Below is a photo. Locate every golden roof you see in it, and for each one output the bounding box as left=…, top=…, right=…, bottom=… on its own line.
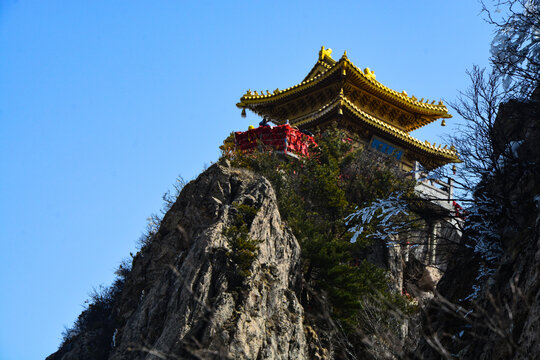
left=237, top=47, right=452, bottom=130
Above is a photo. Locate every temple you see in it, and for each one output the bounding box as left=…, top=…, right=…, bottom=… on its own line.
left=236, top=46, right=460, bottom=171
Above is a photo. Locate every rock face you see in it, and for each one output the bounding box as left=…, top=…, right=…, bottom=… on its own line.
left=49, top=164, right=309, bottom=360
left=417, top=266, right=442, bottom=292
left=418, top=91, right=540, bottom=359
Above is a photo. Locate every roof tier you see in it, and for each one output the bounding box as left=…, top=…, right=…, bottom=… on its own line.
left=288, top=93, right=460, bottom=169
left=237, top=48, right=451, bottom=132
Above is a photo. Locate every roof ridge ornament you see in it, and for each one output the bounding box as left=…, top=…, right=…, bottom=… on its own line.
left=319, top=46, right=333, bottom=60
left=363, top=67, right=376, bottom=80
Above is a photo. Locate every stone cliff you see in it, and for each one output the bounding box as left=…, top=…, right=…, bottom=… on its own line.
left=49, top=164, right=348, bottom=360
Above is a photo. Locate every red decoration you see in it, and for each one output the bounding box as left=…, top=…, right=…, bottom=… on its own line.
left=234, top=124, right=317, bottom=157
left=453, top=200, right=467, bottom=218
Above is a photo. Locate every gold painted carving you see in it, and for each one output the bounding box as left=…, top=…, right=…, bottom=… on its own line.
left=319, top=46, right=333, bottom=60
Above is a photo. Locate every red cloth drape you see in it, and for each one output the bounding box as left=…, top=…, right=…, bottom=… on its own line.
left=234, top=125, right=317, bottom=157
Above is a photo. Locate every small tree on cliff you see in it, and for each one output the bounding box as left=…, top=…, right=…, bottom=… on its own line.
left=442, top=0, right=540, bottom=196
left=443, top=0, right=540, bottom=272
left=482, top=0, right=540, bottom=98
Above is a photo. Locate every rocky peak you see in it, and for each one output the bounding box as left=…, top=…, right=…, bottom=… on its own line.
left=49, top=164, right=312, bottom=360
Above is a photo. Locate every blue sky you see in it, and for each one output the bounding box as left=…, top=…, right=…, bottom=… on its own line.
left=0, top=1, right=493, bottom=359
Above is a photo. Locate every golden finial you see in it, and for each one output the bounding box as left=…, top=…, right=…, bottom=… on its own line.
left=411, top=95, right=417, bottom=101
left=441, top=119, right=446, bottom=126
left=438, top=100, right=444, bottom=105
left=342, top=50, right=348, bottom=59
left=402, top=90, right=408, bottom=96
left=253, top=90, right=258, bottom=96
left=273, top=88, right=279, bottom=94
left=266, top=90, right=271, bottom=95
left=246, top=89, right=252, bottom=96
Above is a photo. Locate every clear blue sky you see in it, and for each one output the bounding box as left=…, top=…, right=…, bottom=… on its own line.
left=0, top=1, right=493, bottom=359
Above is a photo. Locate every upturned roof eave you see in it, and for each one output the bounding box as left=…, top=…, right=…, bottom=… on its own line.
left=238, top=89, right=447, bottom=133
left=237, top=56, right=452, bottom=120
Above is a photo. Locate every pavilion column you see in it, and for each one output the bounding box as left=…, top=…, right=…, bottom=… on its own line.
left=428, top=220, right=441, bottom=265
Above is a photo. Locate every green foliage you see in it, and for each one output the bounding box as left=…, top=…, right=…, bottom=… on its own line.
left=223, top=203, right=262, bottom=284
left=323, top=260, right=388, bottom=329
left=219, top=125, right=416, bottom=332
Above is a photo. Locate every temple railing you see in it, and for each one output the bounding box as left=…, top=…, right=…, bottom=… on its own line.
left=413, top=162, right=454, bottom=212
